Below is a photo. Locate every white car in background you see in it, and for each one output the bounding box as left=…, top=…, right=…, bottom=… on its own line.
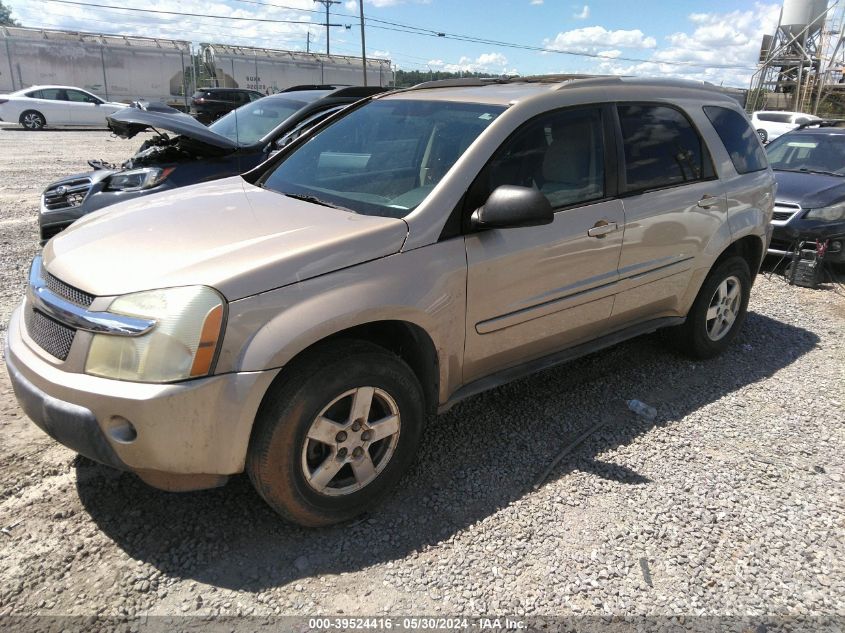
left=0, top=85, right=126, bottom=130
left=751, top=110, right=821, bottom=143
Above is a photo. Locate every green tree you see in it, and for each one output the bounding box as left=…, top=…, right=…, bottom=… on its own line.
left=0, top=1, right=19, bottom=26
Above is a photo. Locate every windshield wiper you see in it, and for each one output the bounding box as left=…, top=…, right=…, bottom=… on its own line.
left=284, top=192, right=342, bottom=209
left=774, top=167, right=843, bottom=176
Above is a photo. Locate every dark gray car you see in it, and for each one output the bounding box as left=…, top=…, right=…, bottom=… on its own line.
left=39, top=86, right=387, bottom=243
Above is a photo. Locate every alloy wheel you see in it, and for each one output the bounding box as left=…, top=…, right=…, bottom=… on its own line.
left=301, top=386, right=401, bottom=496
left=705, top=275, right=742, bottom=341
left=22, top=113, right=44, bottom=130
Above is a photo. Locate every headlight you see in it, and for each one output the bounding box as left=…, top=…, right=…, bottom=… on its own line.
left=106, top=167, right=173, bottom=192
left=805, top=203, right=845, bottom=221
left=85, top=286, right=225, bottom=383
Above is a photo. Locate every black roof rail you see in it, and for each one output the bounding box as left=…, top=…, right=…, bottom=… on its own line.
left=329, top=86, right=391, bottom=98
left=281, top=84, right=343, bottom=92
left=796, top=118, right=845, bottom=129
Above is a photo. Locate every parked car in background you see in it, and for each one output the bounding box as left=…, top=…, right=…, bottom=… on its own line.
left=0, top=85, right=126, bottom=130
left=38, top=85, right=387, bottom=242
left=751, top=110, right=821, bottom=143
left=765, top=125, right=845, bottom=263
left=8, top=77, right=774, bottom=526
left=190, top=87, right=265, bottom=124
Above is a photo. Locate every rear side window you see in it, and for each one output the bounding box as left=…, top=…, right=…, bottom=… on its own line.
left=757, top=112, right=791, bottom=123
left=703, top=106, right=768, bottom=174
left=25, top=90, right=42, bottom=98
left=617, top=104, right=707, bottom=192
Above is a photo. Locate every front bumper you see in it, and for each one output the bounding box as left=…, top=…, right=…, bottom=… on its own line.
left=5, top=305, right=279, bottom=490
left=769, top=222, right=845, bottom=263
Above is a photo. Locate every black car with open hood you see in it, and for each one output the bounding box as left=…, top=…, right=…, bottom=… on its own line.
left=38, top=86, right=388, bottom=243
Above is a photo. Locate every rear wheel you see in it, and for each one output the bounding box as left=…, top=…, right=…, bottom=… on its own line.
left=20, top=110, right=46, bottom=130
left=247, top=340, right=424, bottom=526
left=669, top=256, right=751, bottom=359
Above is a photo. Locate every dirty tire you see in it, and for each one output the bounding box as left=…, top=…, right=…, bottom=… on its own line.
left=247, top=340, right=424, bottom=527
left=20, top=110, right=46, bottom=130
left=669, top=256, right=751, bottom=359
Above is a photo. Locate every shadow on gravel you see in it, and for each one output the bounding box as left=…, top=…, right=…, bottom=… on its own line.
left=75, top=311, right=818, bottom=591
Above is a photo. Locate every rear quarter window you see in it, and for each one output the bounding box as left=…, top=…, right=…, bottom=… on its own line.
left=703, top=106, right=768, bottom=174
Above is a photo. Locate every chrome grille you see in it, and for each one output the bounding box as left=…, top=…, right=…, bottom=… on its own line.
left=24, top=306, right=75, bottom=361
left=42, top=178, right=92, bottom=211
left=43, top=271, right=95, bottom=308
left=771, top=202, right=801, bottom=225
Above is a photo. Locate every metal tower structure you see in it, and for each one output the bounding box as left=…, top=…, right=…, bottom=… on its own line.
left=748, top=0, right=832, bottom=113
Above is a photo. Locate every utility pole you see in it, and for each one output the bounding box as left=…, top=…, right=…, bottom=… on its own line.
left=306, top=31, right=310, bottom=53
left=359, top=0, right=367, bottom=85
left=313, top=0, right=340, bottom=55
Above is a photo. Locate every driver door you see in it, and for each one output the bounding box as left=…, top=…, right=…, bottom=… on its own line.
left=65, top=89, right=103, bottom=125
left=463, top=105, right=624, bottom=383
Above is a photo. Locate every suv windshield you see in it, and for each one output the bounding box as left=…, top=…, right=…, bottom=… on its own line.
left=209, top=97, right=308, bottom=145
left=766, top=133, right=845, bottom=175
left=261, top=99, right=505, bottom=218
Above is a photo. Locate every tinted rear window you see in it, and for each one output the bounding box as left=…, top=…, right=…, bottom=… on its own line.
left=757, top=112, right=792, bottom=123
left=617, top=104, right=707, bottom=192
left=704, top=106, right=768, bottom=174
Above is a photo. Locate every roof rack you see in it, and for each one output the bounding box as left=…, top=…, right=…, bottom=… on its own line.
left=796, top=118, right=845, bottom=129
left=404, top=74, right=726, bottom=93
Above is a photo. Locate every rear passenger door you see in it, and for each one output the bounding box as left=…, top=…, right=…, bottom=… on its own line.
left=610, top=103, right=727, bottom=324
left=463, top=105, right=625, bottom=383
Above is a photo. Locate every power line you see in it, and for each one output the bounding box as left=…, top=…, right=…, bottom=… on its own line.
left=40, top=0, right=328, bottom=25
left=35, top=0, right=759, bottom=71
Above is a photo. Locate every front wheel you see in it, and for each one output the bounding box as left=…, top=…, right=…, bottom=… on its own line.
left=669, top=256, right=751, bottom=359
left=20, top=110, right=46, bottom=130
left=247, top=340, right=424, bottom=526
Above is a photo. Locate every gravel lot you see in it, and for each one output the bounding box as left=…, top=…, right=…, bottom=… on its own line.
left=0, top=129, right=843, bottom=630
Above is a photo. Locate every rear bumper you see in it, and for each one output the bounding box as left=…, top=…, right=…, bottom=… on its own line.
left=5, top=305, right=280, bottom=489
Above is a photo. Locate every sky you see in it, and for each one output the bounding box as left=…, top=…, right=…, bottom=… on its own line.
left=6, top=0, right=787, bottom=88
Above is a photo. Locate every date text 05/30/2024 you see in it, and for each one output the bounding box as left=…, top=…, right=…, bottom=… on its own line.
left=307, top=617, right=527, bottom=630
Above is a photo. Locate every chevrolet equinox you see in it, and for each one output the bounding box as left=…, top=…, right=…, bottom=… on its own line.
left=5, top=77, right=775, bottom=526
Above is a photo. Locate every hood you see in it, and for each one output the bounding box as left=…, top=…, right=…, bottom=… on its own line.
left=773, top=170, right=845, bottom=208
left=107, top=108, right=238, bottom=152
left=43, top=177, right=409, bottom=301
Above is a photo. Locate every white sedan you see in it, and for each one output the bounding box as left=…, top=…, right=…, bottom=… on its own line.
left=0, top=85, right=127, bottom=130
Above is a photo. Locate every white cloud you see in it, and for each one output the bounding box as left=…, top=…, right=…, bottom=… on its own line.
left=573, top=5, right=590, bottom=20
left=530, top=0, right=544, bottom=5
left=545, top=26, right=657, bottom=54
left=594, top=3, right=781, bottom=86
left=428, top=52, right=515, bottom=74
left=597, top=49, right=620, bottom=58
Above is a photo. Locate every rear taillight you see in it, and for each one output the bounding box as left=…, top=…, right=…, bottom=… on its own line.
left=194, top=97, right=205, bottom=103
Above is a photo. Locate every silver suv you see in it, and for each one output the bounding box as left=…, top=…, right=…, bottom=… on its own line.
left=5, top=77, right=774, bottom=526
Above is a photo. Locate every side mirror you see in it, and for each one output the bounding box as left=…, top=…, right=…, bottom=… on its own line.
left=471, top=185, right=554, bottom=230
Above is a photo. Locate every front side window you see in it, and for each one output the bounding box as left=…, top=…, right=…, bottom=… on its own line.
left=766, top=133, right=845, bottom=175
left=618, top=104, right=706, bottom=192
left=261, top=99, right=505, bottom=218
left=703, top=106, right=768, bottom=174
left=473, top=107, right=605, bottom=210
left=66, top=90, right=99, bottom=104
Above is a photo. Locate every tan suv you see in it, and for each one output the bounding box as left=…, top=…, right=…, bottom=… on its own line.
left=5, top=77, right=774, bottom=526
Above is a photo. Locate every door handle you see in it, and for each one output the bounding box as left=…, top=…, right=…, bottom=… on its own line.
left=697, top=194, right=721, bottom=209
left=587, top=220, right=618, bottom=238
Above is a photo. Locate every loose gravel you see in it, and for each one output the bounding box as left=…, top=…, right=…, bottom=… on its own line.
left=0, top=129, right=843, bottom=630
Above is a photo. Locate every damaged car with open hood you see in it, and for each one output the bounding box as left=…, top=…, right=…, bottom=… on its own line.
left=37, top=85, right=386, bottom=242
